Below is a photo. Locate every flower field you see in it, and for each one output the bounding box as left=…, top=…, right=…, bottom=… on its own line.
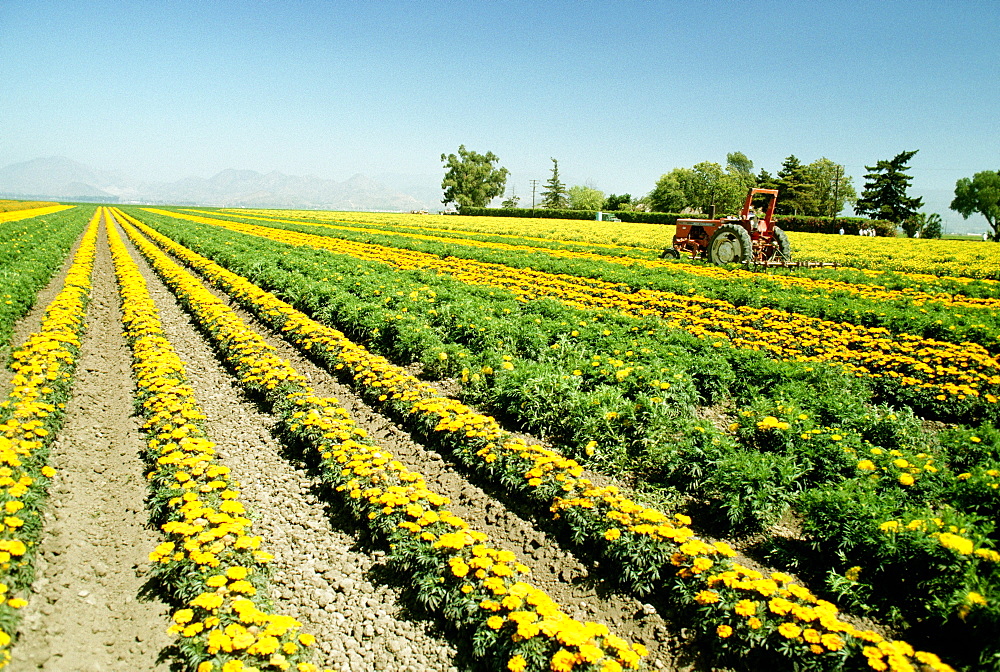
left=2, top=201, right=1000, bottom=671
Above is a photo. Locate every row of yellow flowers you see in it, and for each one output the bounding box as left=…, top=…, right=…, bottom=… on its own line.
left=104, top=211, right=322, bottom=672
left=121, top=209, right=955, bottom=671
left=733, top=403, right=1000, bottom=629
left=112, top=210, right=646, bottom=672
left=0, top=204, right=73, bottom=225
left=0, top=210, right=98, bottom=667
left=144, top=209, right=1000, bottom=415
left=195, top=208, right=1000, bottom=312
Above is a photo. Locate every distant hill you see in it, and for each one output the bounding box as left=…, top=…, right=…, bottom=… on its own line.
left=0, top=157, right=440, bottom=211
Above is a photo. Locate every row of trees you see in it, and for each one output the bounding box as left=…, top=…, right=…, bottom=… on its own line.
left=440, top=146, right=1000, bottom=239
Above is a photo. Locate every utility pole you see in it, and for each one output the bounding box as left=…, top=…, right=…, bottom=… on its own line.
left=530, top=179, right=539, bottom=212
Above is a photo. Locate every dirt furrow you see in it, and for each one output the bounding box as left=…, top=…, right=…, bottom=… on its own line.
left=10, top=215, right=172, bottom=672
left=112, top=219, right=462, bottom=671
left=117, top=218, right=684, bottom=669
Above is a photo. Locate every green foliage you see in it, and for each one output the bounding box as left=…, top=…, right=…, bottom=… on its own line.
left=603, top=193, right=633, bottom=211
left=0, top=207, right=91, bottom=355
left=647, top=168, right=693, bottom=213
left=803, top=157, right=857, bottom=217
left=905, top=212, right=944, bottom=239
left=951, top=170, right=1000, bottom=240
left=775, top=155, right=813, bottom=215
left=854, top=150, right=924, bottom=224
left=540, top=158, right=568, bottom=209
left=703, top=449, right=805, bottom=534
left=566, top=185, right=604, bottom=211
left=440, top=144, right=510, bottom=208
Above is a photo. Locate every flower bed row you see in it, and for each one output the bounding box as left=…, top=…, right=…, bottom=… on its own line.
left=140, top=208, right=1000, bottom=424
left=118, top=209, right=956, bottom=671
left=0, top=205, right=73, bottom=225
left=111, top=210, right=647, bottom=672
left=0, top=206, right=91, bottom=353
left=191, top=207, right=1000, bottom=312
left=0, top=209, right=99, bottom=668
left=105, top=212, right=322, bottom=672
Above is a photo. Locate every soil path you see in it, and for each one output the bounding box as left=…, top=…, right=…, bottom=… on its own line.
left=9, top=214, right=173, bottom=672
left=114, top=217, right=462, bottom=671
left=116, top=215, right=684, bottom=670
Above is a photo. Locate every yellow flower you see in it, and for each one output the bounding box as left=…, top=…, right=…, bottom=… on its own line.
left=898, top=473, right=915, bottom=486
left=604, top=528, right=621, bottom=541
left=716, top=624, right=733, bottom=638
left=734, top=600, right=757, bottom=616
left=486, top=615, right=505, bottom=630
left=778, top=622, right=801, bottom=639
left=507, top=655, right=527, bottom=672
left=694, top=590, right=720, bottom=605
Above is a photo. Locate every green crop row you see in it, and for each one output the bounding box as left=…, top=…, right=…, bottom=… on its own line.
left=164, top=208, right=1000, bottom=354
left=125, top=207, right=1000, bottom=668
left=119, top=208, right=963, bottom=672
left=0, top=206, right=91, bottom=357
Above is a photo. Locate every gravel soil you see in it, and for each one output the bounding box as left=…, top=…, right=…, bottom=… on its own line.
left=9, top=214, right=172, bottom=672
left=112, top=215, right=688, bottom=670
left=6, top=212, right=690, bottom=671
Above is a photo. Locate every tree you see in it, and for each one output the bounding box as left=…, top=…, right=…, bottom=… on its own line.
left=726, top=151, right=755, bottom=182
left=775, top=155, right=814, bottom=215
left=540, top=158, right=568, bottom=209
left=951, top=170, right=1000, bottom=241
left=440, top=145, right=509, bottom=208
left=568, top=185, right=605, bottom=211
left=647, top=168, right=693, bottom=212
left=501, top=191, right=520, bottom=209
left=902, top=211, right=941, bottom=238
left=923, top=213, right=943, bottom=239
left=854, top=150, right=923, bottom=224
left=604, top=193, right=633, bottom=211
left=802, top=158, right=856, bottom=217
left=693, top=161, right=745, bottom=215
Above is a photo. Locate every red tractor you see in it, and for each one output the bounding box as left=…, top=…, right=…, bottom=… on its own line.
left=665, top=188, right=792, bottom=265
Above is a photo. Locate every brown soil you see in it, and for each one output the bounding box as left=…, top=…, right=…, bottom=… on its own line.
left=9, top=214, right=172, bottom=671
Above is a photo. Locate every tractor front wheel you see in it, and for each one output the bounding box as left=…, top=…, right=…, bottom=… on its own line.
left=707, top=224, right=752, bottom=265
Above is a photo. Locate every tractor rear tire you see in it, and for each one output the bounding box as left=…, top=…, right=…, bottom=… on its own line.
left=707, top=224, right=753, bottom=265
left=773, top=226, right=792, bottom=261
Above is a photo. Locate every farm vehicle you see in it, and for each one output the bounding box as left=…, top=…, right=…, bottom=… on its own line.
left=664, top=188, right=824, bottom=267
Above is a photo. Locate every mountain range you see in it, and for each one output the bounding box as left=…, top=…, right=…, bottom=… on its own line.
left=0, top=157, right=442, bottom=211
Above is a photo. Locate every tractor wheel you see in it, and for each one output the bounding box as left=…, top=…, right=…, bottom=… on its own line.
left=661, top=237, right=681, bottom=259
left=772, top=226, right=792, bottom=261
left=707, top=224, right=752, bottom=265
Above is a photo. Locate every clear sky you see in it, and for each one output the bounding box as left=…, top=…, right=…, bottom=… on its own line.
left=2, top=0, right=997, bottom=229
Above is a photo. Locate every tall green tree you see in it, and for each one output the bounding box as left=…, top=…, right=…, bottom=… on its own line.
left=854, top=150, right=923, bottom=224
left=951, top=170, right=1000, bottom=241
left=568, top=185, right=605, bottom=211
left=648, top=168, right=693, bottom=212
left=803, top=158, right=856, bottom=217
left=726, top=151, right=756, bottom=183
left=440, top=145, right=509, bottom=208
left=775, top=155, right=814, bottom=215
left=603, top=193, right=633, bottom=211
left=540, top=158, right=568, bottom=209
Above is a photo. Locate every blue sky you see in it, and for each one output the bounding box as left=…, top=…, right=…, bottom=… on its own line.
left=1, top=0, right=997, bottom=230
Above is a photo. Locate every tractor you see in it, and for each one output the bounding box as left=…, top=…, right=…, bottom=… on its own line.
left=664, top=188, right=793, bottom=266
